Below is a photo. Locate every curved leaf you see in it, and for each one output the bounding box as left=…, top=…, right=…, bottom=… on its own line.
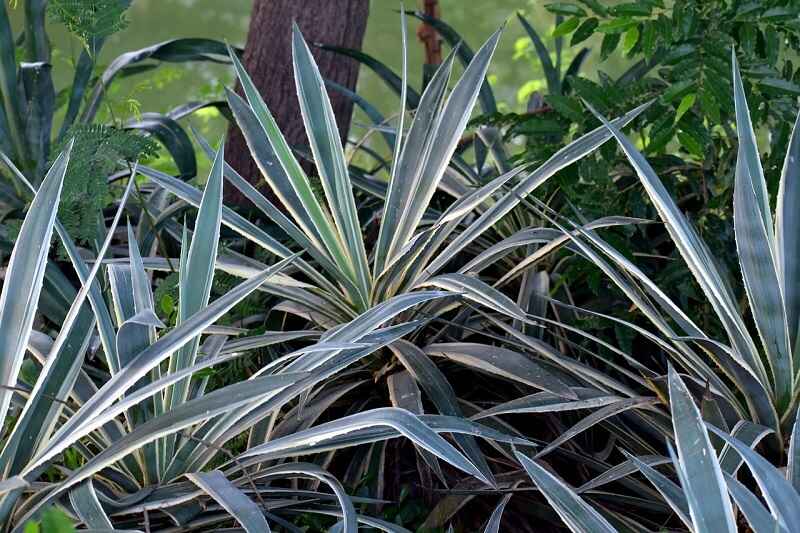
left=186, top=471, right=270, bottom=533
left=426, top=342, right=575, bottom=399
left=516, top=451, right=617, bottom=533
left=69, top=480, right=113, bottom=529
left=240, top=407, right=493, bottom=486
left=725, top=473, right=786, bottom=533
left=125, top=113, right=196, bottom=177
left=82, top=39, right=231, bottom=122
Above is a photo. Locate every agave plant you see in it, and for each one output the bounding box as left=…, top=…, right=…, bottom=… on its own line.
left=0, top=146, right=293, bottom=527
left=475, top=48, right=800, bottom=443
left=323, top=9, right=665, bottom=352
left=517, top=367, right=800, bottom=533
left=591, top=52, right=798, bottom=438
left=7, top=6, right=775, bottom=531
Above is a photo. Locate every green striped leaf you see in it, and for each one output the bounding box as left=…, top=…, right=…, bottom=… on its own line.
left=0, top=144, right=70, bottom=427
left=292, top=25, right=371, bottom=305
left=668, top=367, right=736, bottom=532
left=186, top=471, right=270, bottom=533
left=708, top=424, right=800, bottom=528
left=241, top=407, right=493, bottom=486
left=583, top=100, right=769, bottom=397
left=725, top=473, right=786, bottom=533
left=26, top=257, right=297, bottom=475
left=68, top=480, right=113, bottom=529
left=776, top=110, right=800, bottom=361
left=426, top=342, right=575, bottom=399
left=166, top=140, right=224, bottom=411
left=516, top=451, right=617, bottom=533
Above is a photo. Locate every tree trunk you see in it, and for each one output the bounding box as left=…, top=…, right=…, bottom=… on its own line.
left=417, top=0, right=442, bottom=65
left=225, top=0, right=370, bottom=204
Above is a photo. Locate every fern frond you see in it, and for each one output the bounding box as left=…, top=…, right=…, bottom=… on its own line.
left=53, top=125, right=158, bottom=243
left=48, top=0, right=129, bottom=54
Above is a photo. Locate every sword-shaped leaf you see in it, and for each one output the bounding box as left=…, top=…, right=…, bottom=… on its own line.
left=583, top=100, right=768, bottom=393
left=725, top=473, right=787, bottom=533
left=708, top=424, right=800, bottom=528
left=27, top=256, right=297, bottom=474
left=733, top=107, right=792, bottom=405
left=516, top=450, right=617, bottom=533
left=0, top=144, right=70, bottom=427
left=292, top=25, right=370, bottom=304
left=186, top=471, right=270, bottom=533
left=166, top=140, right=224, bottom=410
left=668, top=367, right=736, bottom=532
left=426, top=342, right=575, bottom=399
left=240, top=407, right=493, bottom=486
left=777, top=107, right=800, bottom=353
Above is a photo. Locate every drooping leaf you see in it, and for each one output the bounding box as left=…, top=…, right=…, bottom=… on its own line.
left=516, top=451, right=617, bottom=532
left=186, top=471, right=271, bottom=533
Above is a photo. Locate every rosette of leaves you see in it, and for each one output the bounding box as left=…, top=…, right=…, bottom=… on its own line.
left=53, top=124, right=158, bottom=243
left=0, top=134, right=533, bottom=533
left=462, top=2, right=800, bottom=356
left=135, top=12, right=660, bottom=526
left=321, top=9, right=702, bottom=375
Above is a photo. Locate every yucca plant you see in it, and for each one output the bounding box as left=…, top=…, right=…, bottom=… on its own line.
left=323, top=10, right=666, bottom=356
left=0, top=138, right=534, bottom=530
left=132, top=15, right=654, bottom=519
left=585, top=51, right=798, bottom=439
left=449, top=49, right=800, bottom=529
left=474, top=48, right=800, bottom=448
left=0, top=146, right=295, bottom=527
left=517, top=366, right=800, bottom=533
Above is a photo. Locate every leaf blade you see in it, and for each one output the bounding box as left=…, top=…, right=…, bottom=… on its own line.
left=516, top=451, right=617, bottom=533
left=0, top=145, right=70, bottom=426
left=186, top=471, right=271, bottom=533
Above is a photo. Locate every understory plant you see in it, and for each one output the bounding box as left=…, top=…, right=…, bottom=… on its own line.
left=0, top=141, right=530, bottom=531
left=553, top=52, right=800, bottom=438
left=0, top=0, right=229, bottom=249
left=489, top=50, right=800, bottom=531
left=137, top=17, right=659, bottom=528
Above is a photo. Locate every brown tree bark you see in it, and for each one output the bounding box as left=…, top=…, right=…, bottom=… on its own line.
left=417, top=0, right=442, bottom=65
left=225, top=0, right=370, bottom=204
